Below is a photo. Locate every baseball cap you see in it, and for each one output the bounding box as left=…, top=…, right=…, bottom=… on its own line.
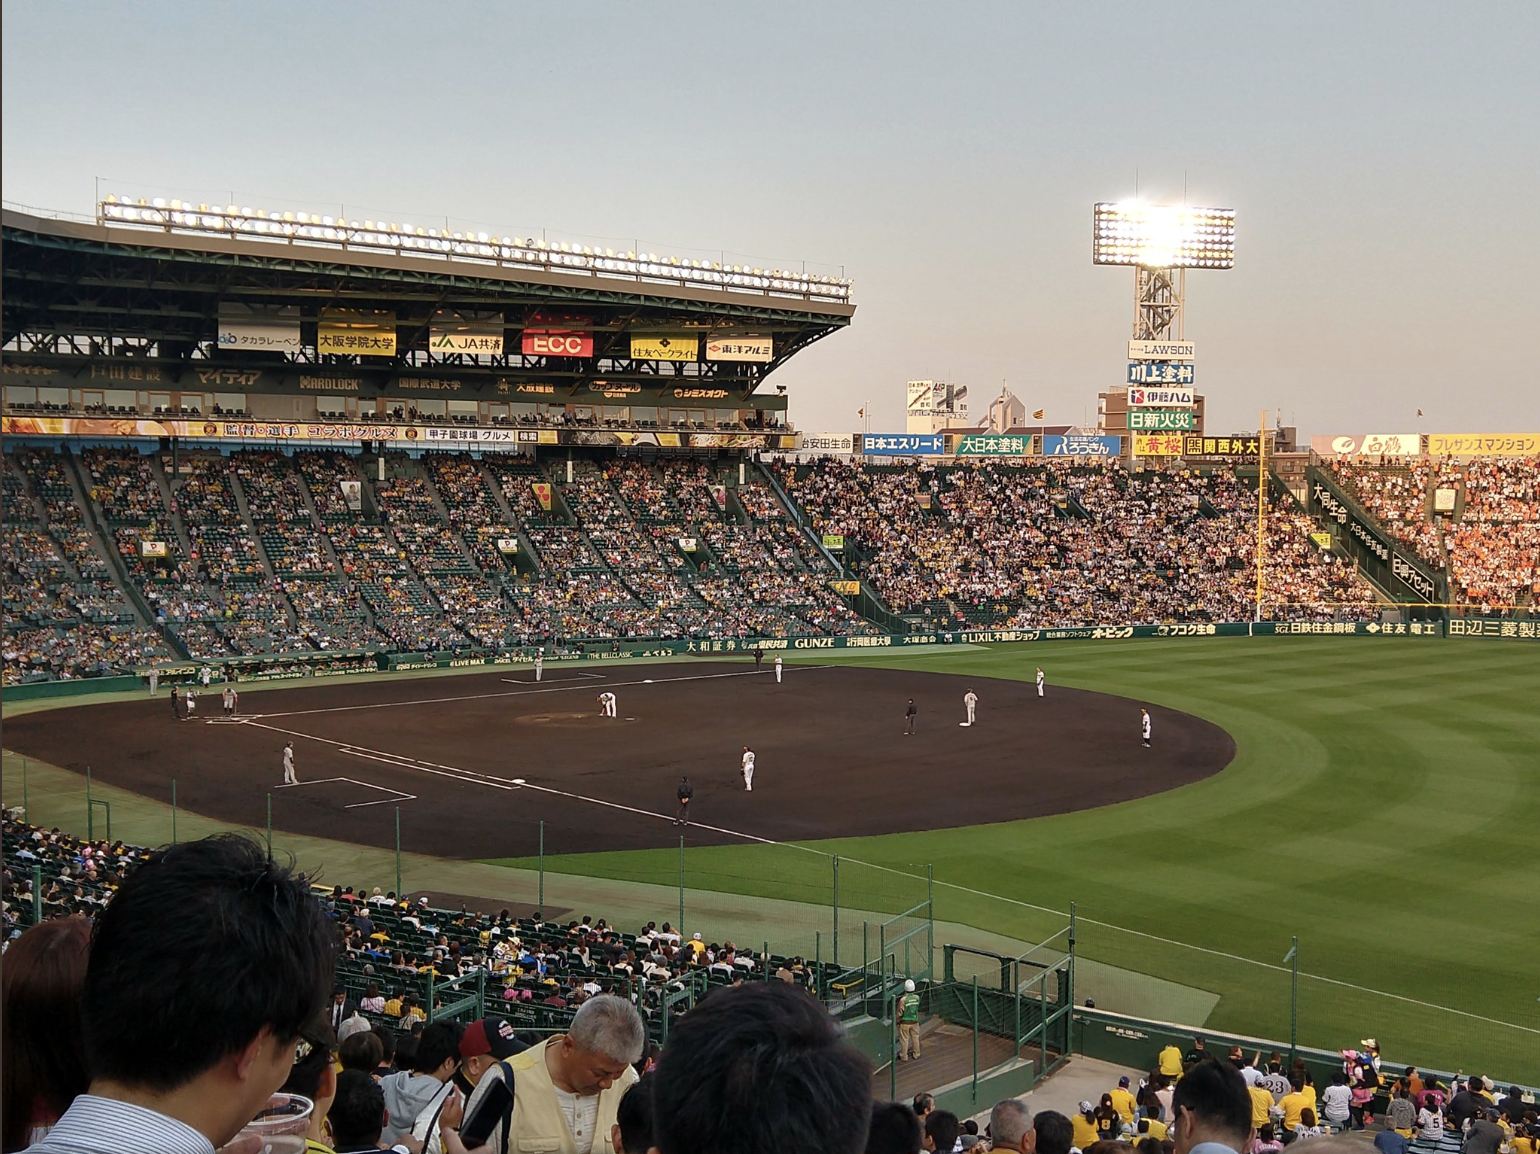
left=460, top=1017, right=523, bottom=1059
left=1119, top=1077, right=1130, bottom=1086
left=692, top=932, right=702, bottom=941
left=1481, top=1076, right=1494, bottom=1092
left=1079, top=1101, right=1094, bottom=1114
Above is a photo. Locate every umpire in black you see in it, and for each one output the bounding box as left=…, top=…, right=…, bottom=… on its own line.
left=675, top=777, right=693, bottom=825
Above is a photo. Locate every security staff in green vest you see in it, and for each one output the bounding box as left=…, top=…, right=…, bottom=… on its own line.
left=897, top=979, right=921, bottom=1061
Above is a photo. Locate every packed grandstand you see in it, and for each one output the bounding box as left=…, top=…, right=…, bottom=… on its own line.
left=3, top=445, right=1537, bottom=685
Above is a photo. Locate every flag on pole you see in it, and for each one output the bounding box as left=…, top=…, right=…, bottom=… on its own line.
left=1032, top=409, right=1045, bottom=420
left=857, top=408, right=865, bottom=418
left=1416, top=408, right=1423, bottom=417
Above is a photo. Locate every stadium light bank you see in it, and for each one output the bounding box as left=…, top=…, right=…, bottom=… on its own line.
left=98, top=195, right=853, bottom=304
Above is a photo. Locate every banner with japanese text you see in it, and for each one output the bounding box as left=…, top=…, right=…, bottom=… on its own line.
left=953, top=433, right=1031, bottom=456
left=1426, top=433, right=1540, bottom=456
left=1134, top=433, right=1185, bottom=456
left=317, top=310, right=397, bottom=356
left=1042, top=434, right=1121, bottom=456
left=859, top=432, right=945, bottom=455
left=705, top=336, right=774, bottom=362
left=630, top=333, right=699, bottom=361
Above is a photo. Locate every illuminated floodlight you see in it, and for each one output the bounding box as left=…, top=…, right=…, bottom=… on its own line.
left=1093, top=202, right=1235, bottom=269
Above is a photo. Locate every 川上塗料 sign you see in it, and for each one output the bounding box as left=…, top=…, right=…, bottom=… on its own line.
left=1127, top=362, right=1195, bottom=385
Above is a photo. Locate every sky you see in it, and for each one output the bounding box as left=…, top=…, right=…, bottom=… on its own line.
left=4, top=1, right=1538, bottom=439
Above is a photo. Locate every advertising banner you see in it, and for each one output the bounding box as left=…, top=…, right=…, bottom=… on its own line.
left=1309, top=433, right=1421, bottom=457
left=630, top=333, right=698, bottom=361
left=1309, top=531, right=1332, bottom=549
left=822, top=534, right=846, bottom=551
left=677, top=537, right=698, bottom=553
left=521, top=329, right=594, bottom=357
left=1434, top=488, right=1457, bottom=513
left=1127, top=362, right=1195, bottom=385
left=1042, top=434, right=1121, bottom=457
left=317, top=310, right=397, bottom=356
left=859, top=432, right=945, bottom=455
left=1128, top=409, right=1195, bottom=431
left=1183, top=435, right=1261, bottom=460
left=218, top=315, right=301, bottom=352
left=705, top=336, right=773, bottom=362
left=1126, top=386, right=1196, bottom=407
left=1134, top=433, right=1185, bottom=456
left=496, top=538, right=520, bottom=554
left=1425, top=432, right=1540, bottom=456
left=515, top=429, right=560, bottom=445
left=1310, top=478, right=1438, bottom=601
left=1447, top=617, right=1540, bottom=641
left=803, top=433, right=855, bottom=454
left=829, top=579, right=860, bottom=596
left=711, top=485, right=727, bottom=510
left=532, top=483, right=553, bottom=511
left=430, top=316, right=504, bottom=355
left=140, top=540, right=168, bottom=559
left=954, top=433, right=1031, bottom=456
left=1128, top=339, right=1195, bottom=361
left=341, top=480, right=362, bottom=512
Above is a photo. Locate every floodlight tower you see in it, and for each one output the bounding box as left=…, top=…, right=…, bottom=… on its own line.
left=1092, top=202, right=1235, bottom=340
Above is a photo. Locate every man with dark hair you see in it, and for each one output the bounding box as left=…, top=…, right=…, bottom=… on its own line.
left=29, top=834, right=335, bottom=1154
left=382, top=1020, right=463, bottom=1145
left=1032, top=1110, right=1073, bottom=1154
left=651, top=983, right=872, bottom=1154
left=923, top=1111, right=960, bottom=1154
left=611, top=1071, right=654, bottom=1154
left=912, top=1094, right=935, bottom=1121
left=1170, top=1058, right=1254, bottom=1154
left=283, top=1011, right=340, bottom=1154
left=331, top=1068, right=389, bottom=1152
left=869, top=1102, right=923, bottom=1154
left=674, top=777, right=692, bottom=826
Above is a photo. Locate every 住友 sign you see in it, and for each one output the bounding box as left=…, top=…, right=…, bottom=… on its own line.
left=1128, top=340, right=1196, bottom=361
left=630, top=333, right=698, bottom=361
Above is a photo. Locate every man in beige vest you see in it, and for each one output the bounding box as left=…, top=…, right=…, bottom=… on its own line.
left=437, top=995, right=643, bottom=1154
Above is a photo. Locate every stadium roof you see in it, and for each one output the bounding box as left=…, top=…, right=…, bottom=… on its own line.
left=1, top=206, right=854, bottom=401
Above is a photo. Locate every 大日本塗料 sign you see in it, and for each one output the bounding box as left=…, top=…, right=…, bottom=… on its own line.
left=953, top=433, right=1031, bottom=456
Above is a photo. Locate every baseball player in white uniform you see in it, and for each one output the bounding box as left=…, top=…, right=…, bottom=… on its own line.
left=183, top=688, right=197, bottom=719
left=962, top=689, right=978, bottom=726
left=199, top=665, right=212, bottom=688
left=148, top=667, right=159, bottom=696
left=222, top=685, right=237, bottom=717
left=282, top=741, right=298, bottom=785
left=774, top=655, right=783, bottom=683
left=1036, top=667, right=1045, bottom=698
left=597, top=691, right=617, bottom=718
left=741, top=746, right=755, bottom=791
left=534, top=648, right=544, bottom=682
left=1141, top=708, right=1152, bottom=748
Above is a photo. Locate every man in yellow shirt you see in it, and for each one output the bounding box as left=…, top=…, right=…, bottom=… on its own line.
left=1111, top=1076, right=1139, bottom=1125
left=1248, top=1082, right=1275, bottom=1131
left=1159, top=1043, right=1184, bottom=1080
left=1136, top=1105, right=1169, bottom=1142
left=1277, top=1076, right=1310, bottom=1134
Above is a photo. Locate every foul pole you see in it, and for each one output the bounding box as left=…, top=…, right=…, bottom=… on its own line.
left=1255, top=409, right=1267, bottom=621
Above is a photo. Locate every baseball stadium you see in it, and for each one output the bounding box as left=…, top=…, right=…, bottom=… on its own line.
left=2, top=194, right=1536, bottom=1125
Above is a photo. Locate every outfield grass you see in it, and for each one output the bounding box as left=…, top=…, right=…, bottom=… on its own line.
left=489, top=636, right=1540, bottom=1080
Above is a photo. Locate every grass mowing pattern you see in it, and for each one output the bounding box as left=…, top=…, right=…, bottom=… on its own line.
left=486, top=636, right=1540, bottom=1077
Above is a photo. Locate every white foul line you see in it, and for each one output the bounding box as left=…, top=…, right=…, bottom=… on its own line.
left=272, top=775, right=418, bottom=809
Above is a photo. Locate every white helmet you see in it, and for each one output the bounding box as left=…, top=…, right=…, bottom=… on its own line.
left=904, top=979, right=915, bottom=992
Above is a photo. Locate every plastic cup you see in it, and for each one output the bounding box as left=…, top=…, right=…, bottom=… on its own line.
left=236, top=1093, right=313, bottom=1154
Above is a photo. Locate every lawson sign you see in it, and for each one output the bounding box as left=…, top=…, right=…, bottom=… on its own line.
left=1043, top=434, right=1122, bottom=457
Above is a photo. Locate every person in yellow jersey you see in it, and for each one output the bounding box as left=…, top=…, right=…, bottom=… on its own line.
left=1135, top=1104, right=1169, bottom=1142
left=1249, top=1079, right=1276, bottom=1132
left=1071, top=1102, right=1099, bottom=1151
left=1111, top=1076, right=1139, bottom=1125
left=1159, top=1042, right=1184, bottom=1080
left=1276, top=1076, right=1311, bottom=1143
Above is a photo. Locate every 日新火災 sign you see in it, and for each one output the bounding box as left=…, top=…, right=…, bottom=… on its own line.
left=1128, top=409, right=1195, bottom=431
left=1128, top=340, right=1195, bottom=361
left=1127, top=386, right=1195, bottom=407
left=1127, top=362, right=1195, bottom=385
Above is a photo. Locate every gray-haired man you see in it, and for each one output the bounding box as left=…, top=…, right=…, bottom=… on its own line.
left=990, top=1098, right=1035, bottom=1154
left=437, top=994, right=643, bottom=1154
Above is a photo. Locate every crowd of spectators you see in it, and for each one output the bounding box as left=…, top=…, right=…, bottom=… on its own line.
left=780, top=459, right=1382, bottom=626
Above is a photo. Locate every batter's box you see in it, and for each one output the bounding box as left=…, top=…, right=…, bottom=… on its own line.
left=274, top=776, right=417, bottom=809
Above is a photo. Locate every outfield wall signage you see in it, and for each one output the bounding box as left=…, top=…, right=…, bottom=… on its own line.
left=1425, top=432, right=1540, bottom=456
left=1134, top=434, right=1185, bottom=456
left=1183, top=435, right=1260, bottom=460
left=1127, top=386, right=1195, bottom=407
left=954, top=433, right=1031, bottom=456
left=859, top=433, right=945, bottom=455
left=431, top=317, right=504, bottom=355
left=1447, top=617, right=1540, bottom=640
left=803, top=433, right=855, bottom=454
left=1043, top=434, right=1121, bottom=457
left=1309, top=433, right=1421, bottom=458
left=522, top=329, right=594, bottom=357
left=1128, top=409, right=1195, bottom=431
left=317, top=310, right=396, bottom=356
left=1127, top=362, right=1195, bottom=385
left=630, top=333, right=699, bottom=361
left=1312, top=482, right=1435, bottom=601
left=1128, top=340, right=1195, bottom=361
left=218, top=315, right=301, bottom=352
left=705, top=336, right=773, bottom=362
